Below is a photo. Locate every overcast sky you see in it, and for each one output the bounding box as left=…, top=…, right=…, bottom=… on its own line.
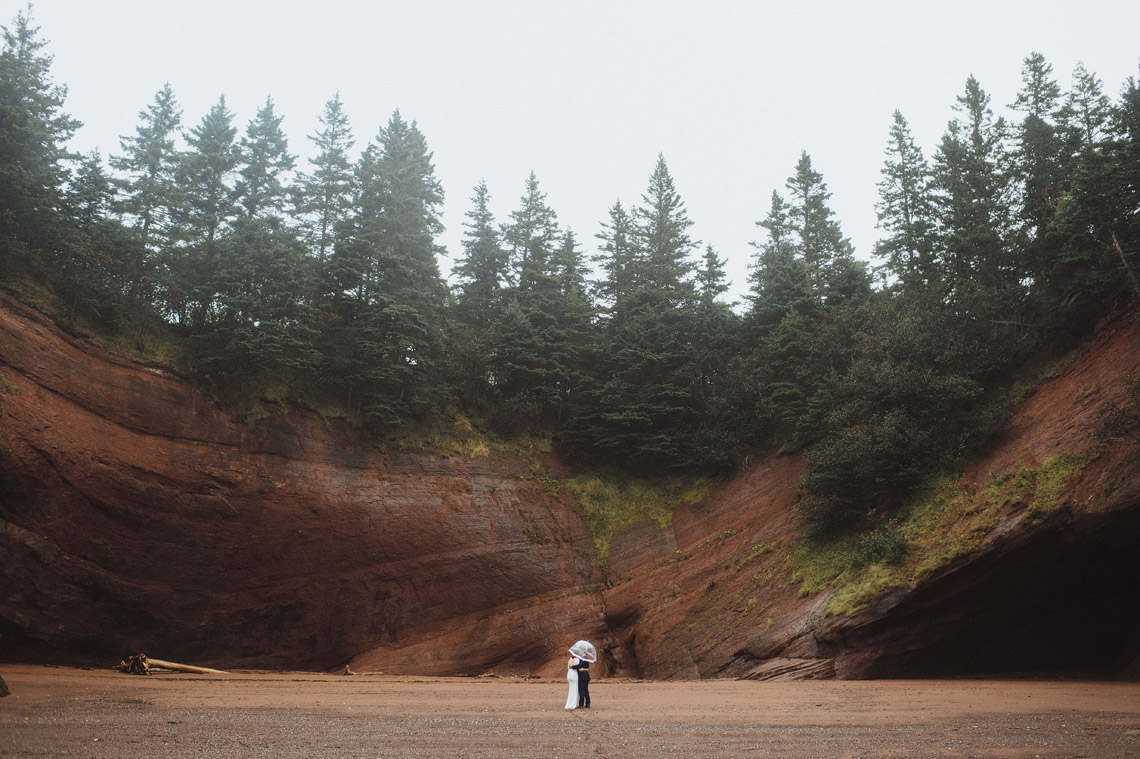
left=11, top=0, right=1140, bottom=301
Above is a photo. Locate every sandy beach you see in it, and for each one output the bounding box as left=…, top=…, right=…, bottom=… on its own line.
left=1, top=665, right=1138, bottom=757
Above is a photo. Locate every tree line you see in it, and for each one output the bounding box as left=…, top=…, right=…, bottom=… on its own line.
left=3, top=9, right=1138, bottom=533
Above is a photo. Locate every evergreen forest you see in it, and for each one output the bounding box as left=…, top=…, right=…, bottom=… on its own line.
left=3, top=9, right=1139, bottom=536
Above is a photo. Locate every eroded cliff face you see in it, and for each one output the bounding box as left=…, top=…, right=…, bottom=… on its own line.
left=0, top=294, right=606, bottom=675
left=601, top=306, right=1140, bottom=680
left=2, top=292, right=1139, bottom=679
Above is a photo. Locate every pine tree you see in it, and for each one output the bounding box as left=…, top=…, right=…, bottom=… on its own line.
left=632, top=153, right=696, bottom=300
left=158, top=95, right=238, bottom=325
left=489, top=174, right=586, bottom=428
left=1047, top=70, right=1140, bottom=320
left=1009, top=53, right=1065, bottom=239
left=932, top=76, right=1019, bottom=292
left=235, top=96, right=294, bottom=221
left=197, top=216, right=319, bottom=394
left=696, top=245, right=729, bottom=307
left=111, top=83, right=182, bottom=250
left=544, top=229, right=595, bottom=420
left=749, top=191, right=811, bottom=325
left=823, top=249, right=873, bottom=309
left=552, top=229, right=591, bottom=299
left=592, top=199, right=639, bottom=312
left=69, top=150, right=114, bottom=227
left=176, top=95, right=238, bottom=247
left=328, top=110, right=449, bottom=428
left=1062, top=61, right=1113, bottom=155
left=292, top=93, right=355, bottom=262
left=446, top=181, right=505, bottom=418
left=756, top=307, right=815, bottom=438
left=783, top=152, right=867, bottom=308
left=502, top=172, right=559, bottom=293
left=56, top=149, right=137, bottom=318
left=0, top=7, right=80, bottom=245
left=560, top=284, right=700, bottom=470
left=563, top=158, right=709, bottom=470
left=689, top=245, right=745, bottom=469
left=451, top=180, right=508, bottom=328
left=744, top=156, right=869, bottom=455
left=785, top=152, right=850, bottom=280
left=1013, top=52, right=1063, bottom=120
left=874, top=111, right=938, bottom=289
left=1107, top=72, right=1140, bottom=269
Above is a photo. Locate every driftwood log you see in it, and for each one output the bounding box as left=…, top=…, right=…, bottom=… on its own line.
left=116, top=653, right=226, bottom=675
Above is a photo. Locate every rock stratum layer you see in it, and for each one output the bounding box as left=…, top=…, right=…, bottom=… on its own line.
left=2, top=292, right=1139, bottom=679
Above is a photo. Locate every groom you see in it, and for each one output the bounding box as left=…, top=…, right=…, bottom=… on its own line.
left=572, top=656, right=591, bottom=708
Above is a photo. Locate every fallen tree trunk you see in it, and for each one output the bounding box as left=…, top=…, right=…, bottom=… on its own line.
left=146, top=658, right=227, bottom=675
left=116, top=654, right=226, bottom=675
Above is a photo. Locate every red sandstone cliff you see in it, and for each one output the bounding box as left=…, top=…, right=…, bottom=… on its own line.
left=2, top=293, right=1138, bottom=678
left=601, top=307, right=1140, bottom=679
left=0, top=293, right=605, bottom=675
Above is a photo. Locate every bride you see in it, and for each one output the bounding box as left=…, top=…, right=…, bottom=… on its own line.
left=564, top=653, right=579, bottom=709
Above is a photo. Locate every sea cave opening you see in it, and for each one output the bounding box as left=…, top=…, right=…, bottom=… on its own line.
left=863, top=507, right=1140, bottom=679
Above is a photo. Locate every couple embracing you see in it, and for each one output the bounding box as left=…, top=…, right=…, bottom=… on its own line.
left=565, top=639, right=595, bottom=710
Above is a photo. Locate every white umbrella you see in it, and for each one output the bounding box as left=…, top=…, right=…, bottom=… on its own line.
left=569, top=640, right=597, bottom=662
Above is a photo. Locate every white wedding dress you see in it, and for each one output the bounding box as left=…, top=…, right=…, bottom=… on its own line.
left=564, top=658, right=579, bottom=709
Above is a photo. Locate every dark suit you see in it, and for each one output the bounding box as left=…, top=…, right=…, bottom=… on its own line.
left=572, top=660, right=591, bottom=707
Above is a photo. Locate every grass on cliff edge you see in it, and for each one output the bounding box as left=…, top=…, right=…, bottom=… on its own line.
left=791, top=449, right=1095, bottom=617
left=2, top=270, right=188, bottom=372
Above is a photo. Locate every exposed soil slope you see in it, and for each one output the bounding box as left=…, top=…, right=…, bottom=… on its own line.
left=2, top=293, right=1138, bottom=679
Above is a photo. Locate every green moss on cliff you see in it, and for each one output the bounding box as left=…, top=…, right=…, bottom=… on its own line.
left=566, top=473, right=714, bottom=570
left=793, top=450, right=1096, bottom=616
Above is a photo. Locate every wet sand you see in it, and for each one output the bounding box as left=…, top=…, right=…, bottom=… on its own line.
left=1, top=665, right=1138, bottom=758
